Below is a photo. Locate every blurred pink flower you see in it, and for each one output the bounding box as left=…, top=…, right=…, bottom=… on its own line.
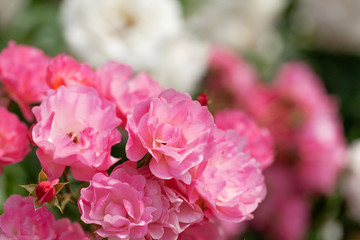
left=0, top=41, right=50, bottom=121
left=193, top=129, right=266, bottom=222
left=206, top=47, right=261, bottom=111
left=296, top=114, right=347, bottom=194
left=215, top=109, right=274, bottom=170
left=0, top=194, right=56, bottom=239
left=178, top=218, right=245, bottom=240
left=46, top=54, right=97, bottom=89
left=96, top=61, right=163, bottom=127
left=207, top=48, right=346, bottom=195
left=32, top=85, right=121, bottom=181
left=54, top=218, right=90, bottom=240
left=126, top=89, right=215, bottom=184
left=253, top=165, right=310, bottom=240
left=0, top=106, right=30, bottom=167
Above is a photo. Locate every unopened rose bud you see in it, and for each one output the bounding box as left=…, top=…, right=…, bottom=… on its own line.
left=197, top=93, right=209, bottom=106
left=36, top=181, right=55, bottom=204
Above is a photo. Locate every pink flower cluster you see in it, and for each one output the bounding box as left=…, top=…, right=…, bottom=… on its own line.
left=0, top=195, right=90, bottom=240
left=206, top=47, right=347, bottom=240
left=0, top=106, right=30, bottom=172
left=0, top=42, right=270, bottom=239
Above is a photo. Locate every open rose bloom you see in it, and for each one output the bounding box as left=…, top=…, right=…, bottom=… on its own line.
left=32, top=85, right=122, bottom=181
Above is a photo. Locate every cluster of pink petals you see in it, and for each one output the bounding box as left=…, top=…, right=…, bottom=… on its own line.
left=253, top=166, right=310, bottom=240
left=32, top=85, right=121, bottom=181
left=192, top=129, right=266, bottom=222
left=0, top=41, right=273, bottom=239
left=78, top=164, right=203, bottom=240
left=46, top=54, right=97, bottom=89
left=95, top=61, right=163, bottom=127
left=0, top=106, right=30, bottom=168
left=208, top=47, right=347, bottom=194
left=126, top=89, right=215, bottom=183
left=0, top=41, right=50, bottom=121
left=215, top=109, right=274, bottom=170
left=0, top=195, right=89, bottom=240
left=207, top=47, right=347, bottom=238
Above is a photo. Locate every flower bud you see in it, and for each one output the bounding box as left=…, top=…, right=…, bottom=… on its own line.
left=36, top=181, right=55, bottom=204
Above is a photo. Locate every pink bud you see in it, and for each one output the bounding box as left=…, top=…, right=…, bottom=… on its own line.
left=36, top=181, right=55, bottom=204
left=197, top=93, right=209, bottom=106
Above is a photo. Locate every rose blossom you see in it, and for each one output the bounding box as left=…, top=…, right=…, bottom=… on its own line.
left=253, top=165, right=310, bottom=240
left=32, top=85, right=121, bottom=181
left=79, top=163, right=203, bottom=240
left=188, top=0, right=285, bottom=60
left=0, top=106, right=30, bottom=168
left=126, top=88, right=215, bottom=183
left=215, top=109, right=274, bottom=170
left=60, top=0, right=182, bottom=70
left=78, top=165, right=158, bottom=239
left=193, top=129, right=266, bottom=222
left=95, top=61, right=163, bottom=127
left=0, top=194, right=56, bottom=239
left=54, top=218, right=90, bottom=240
left=0, top=41, right=49, bottom=121
left=46, top=54, right=98, bottom=89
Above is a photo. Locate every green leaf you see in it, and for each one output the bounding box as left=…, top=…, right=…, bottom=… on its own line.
left=38, top=169, right=48, bottom=183
left=19, top=184, right=37, bottom=195
left=48, top=196, right=63, bottom=214
left=34, top=198, right=45, bottom=210
left=54, top=182, right=69, bottom=194
left=60, top=193, right=72, bottom=213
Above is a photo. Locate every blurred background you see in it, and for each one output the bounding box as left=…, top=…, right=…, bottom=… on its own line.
left=1, top=0, right=360, bottom=239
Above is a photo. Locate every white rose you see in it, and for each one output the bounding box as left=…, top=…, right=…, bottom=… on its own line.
left=60, top=0, right=183, bottom=70
left=150, top=32, right=209, bottom=93
left=293, top=0, right=360, bottom=53
left=188, top=0, right=285, bottom=52
left=342, top=140, right=360, bottom=223
left=0, top=0, right=27, bottom=28
left=60, top=0, right=209, bottom=94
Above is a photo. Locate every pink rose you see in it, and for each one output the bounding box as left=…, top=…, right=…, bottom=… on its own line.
left=178, top=219, right=226, bottom=240
left=215, top=109, right=274, bottom=170
left=206, top=47, right=261, bottom=111
left=0, top=195, right=56, bottom=239
left=79, top=163, right=203, bottom=240
left=46, top=54, right=97, bottom=89
left=32, top=85, right=121, bottom=181
left=253, top=165, right=310, bottom=240
left=78, top=165, right=162, bottom=240
left=54, top=218, right=90, bottom=240
left=296, top=115, right=347, bottom=194
left=126, top=89, right=215, bottom=183
left=178, top=218, right=244, bottom=240
left=193, top=129, right=266, bottom=222
left=96, top=61, right=163, bottom=127
left=0, top=106, right=30, bottom=167
left=0, top=41, right=50, bottom=121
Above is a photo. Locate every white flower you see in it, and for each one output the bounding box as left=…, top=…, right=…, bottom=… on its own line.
left=293, top=0, right=360, bottom=53
left=60, top=0, right=209, bottom=94
left=0, top=0, right=27, bottom=28
left=342, top=140, right=360, bottom=222
left=150, top=32, right=209, bottom=93
left=188, top=0, right=285, bottom=52
left=60, top=0, right=183, bottom=70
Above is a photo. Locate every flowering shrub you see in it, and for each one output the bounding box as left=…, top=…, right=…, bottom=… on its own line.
left=0, top=42, right=269, bottom=239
